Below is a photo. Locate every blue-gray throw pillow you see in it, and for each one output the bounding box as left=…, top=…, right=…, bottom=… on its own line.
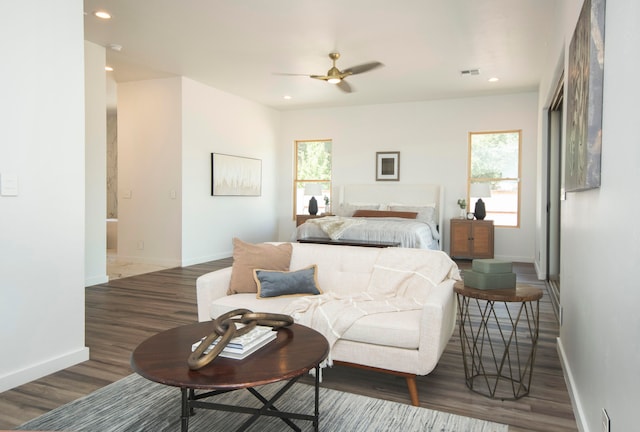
left=254, top=265, right=322, bottom=298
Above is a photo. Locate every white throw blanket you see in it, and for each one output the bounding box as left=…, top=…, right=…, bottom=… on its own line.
left=307, top=216, right=365, bottom=240
left=283, top=248, right=460, bottom=365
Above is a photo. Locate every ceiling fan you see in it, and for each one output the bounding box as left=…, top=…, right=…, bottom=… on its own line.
left=277, top=52, right=384, bottom=93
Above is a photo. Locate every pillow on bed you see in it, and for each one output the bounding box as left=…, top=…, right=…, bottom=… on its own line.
left=228, top=238, right=292, bottom=295
left=352, top=209, right=418, bottom=219
left=254, top=265, right=322, bottom=298
left=334, top=202, right=381, bottom=217
left=388, top=205, right=436, bottom=224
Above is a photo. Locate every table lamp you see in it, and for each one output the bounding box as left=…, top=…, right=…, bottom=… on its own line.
left=304, top=183, right=323, bottom=215
left=470, top=183, right=491, bottom=220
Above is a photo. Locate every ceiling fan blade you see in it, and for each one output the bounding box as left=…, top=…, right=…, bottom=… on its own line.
left=342, top=61, right=384, bottom=75
left=310, top=75, right=330, bottom=81
left=336, top=80, right=353, bottom=93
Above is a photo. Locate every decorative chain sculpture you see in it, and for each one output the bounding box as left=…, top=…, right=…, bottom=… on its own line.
left=187, top=308, right=294, bottom=370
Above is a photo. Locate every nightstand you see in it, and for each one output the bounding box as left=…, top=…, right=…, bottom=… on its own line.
left=450, top=219, right=494, bottom=259
left=296, top=214, right=325, bottom=227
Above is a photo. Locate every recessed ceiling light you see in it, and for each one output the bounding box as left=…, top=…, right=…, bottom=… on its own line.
left=283, top=95, right=292, bottom=100
left=105, top=66, right=114, bottom=72
left=488, top=77, right=499, bottom=82
left=94, top=10, right=111, bottom=19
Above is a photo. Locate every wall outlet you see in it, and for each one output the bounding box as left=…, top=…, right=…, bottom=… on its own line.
left=602, top=408, right=610, bottom=432
left=137, top=241, right=144, bottom=250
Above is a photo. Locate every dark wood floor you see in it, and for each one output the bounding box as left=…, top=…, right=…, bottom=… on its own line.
left=0, top=258, right=577, bottom=431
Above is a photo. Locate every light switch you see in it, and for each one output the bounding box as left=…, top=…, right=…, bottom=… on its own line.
left=122, top=190, right=132, bottom=199
left=0, top=173, right=19, bottom=196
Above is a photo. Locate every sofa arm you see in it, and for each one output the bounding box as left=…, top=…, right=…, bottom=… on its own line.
left=196, top=267, right=233, bottom=322
left=416, top=279, right=457, bottom=375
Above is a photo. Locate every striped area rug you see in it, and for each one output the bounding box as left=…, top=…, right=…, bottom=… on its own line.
left=18, top=374, right=507, bottom=431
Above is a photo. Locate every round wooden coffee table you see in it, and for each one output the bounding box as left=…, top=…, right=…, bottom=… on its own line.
left=131, top=321, right=329, bottom=432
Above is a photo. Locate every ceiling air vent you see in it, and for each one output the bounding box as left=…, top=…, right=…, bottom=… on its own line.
left=460, top=69, right=480, bottom=76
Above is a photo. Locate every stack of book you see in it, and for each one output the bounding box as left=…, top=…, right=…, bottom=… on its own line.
left=191, top=325, right=277, bottom=360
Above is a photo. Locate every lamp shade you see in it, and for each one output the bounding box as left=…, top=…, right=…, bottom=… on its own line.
left=303, top=183, right=323, bottom=196
left=470, top=183, right=491, bottom=198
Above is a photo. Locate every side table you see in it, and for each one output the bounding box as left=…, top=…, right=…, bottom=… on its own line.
left=454, top=281, right=543, bottom=400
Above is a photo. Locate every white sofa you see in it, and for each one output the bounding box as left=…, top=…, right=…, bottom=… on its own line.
left=196, top=242, right=460, bottom=406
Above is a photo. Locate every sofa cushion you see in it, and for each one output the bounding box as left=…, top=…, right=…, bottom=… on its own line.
left=209, top=294, right=421, bottom=350
left=254, top=265, right=322, bottom=298
left=209, top=294, right=296, bottom=319
left=289, top=243, right=381, bottom=296
left=341, top=310, right=421, bottom=349
left=228, top=238, right=293, bottom=295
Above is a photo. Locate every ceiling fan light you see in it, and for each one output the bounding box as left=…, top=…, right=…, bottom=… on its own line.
left=327, top=77, right=341, bottom=84
left=93, top=10, right=112, bottom=19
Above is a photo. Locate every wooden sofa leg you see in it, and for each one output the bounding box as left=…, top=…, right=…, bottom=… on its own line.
left=405, top=375, right=420, bottom=406
left=333, top=361, right=421, bottom=406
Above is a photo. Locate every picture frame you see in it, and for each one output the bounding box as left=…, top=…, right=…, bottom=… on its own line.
left=376, top=151, right=400, bottom=181
left=211, top=153, right=262, bottom=196
left=565, top=0, right=605, bottom=192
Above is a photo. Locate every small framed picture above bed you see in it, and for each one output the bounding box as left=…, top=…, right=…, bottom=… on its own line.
left=376, top=151, right=400, bottom=181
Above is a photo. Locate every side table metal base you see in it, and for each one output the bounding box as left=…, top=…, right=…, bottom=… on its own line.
left=456, top=287, right=541, bottom=400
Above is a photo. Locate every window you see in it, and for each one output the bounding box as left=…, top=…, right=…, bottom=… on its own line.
left=294, top=140, right=332, bottom=218
left=468, top=130, right=521, bottom=227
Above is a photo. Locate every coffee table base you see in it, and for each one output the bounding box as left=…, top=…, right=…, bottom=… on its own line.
left=180, top=366, right=320, bottom=432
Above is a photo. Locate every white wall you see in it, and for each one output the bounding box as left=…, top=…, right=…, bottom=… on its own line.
left=537, top=0, right=640, bottom=431
left=117, top=78, right=183, bottom=266
left=84, top=41, right=108, bottom=286
left=116, top=77, right=281, bottom=266
left=278, top=93, right=539, bottom=262
left=0, top=0, right=89, bottom=391
left=181, top=78, right=282, bottom=265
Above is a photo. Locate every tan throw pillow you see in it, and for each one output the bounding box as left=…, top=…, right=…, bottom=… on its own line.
left=227, top=238, right=293, bottom=295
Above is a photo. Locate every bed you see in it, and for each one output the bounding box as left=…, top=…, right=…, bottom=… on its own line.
left=294, top=184, right=444, bottom=250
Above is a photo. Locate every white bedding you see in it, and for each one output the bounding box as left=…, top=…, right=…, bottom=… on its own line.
left=295, top=216, right=440, bottom=250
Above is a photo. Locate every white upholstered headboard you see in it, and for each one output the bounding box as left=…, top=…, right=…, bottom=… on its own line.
left=334, top=184, right=444, bottom=247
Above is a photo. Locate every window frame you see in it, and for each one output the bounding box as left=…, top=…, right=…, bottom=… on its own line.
left=467, top=130, right=522, bottom=228
left=293, top=139, right=332, bottom=220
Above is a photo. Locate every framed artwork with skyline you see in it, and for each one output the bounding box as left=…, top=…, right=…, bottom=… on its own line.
left=211, top=153, right=262, bottom=196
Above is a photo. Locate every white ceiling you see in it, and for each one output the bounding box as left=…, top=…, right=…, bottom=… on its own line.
left=83, top=0, right=558, bottom=111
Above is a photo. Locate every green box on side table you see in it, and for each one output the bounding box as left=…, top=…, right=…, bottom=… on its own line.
left=463, top=259, right=517, bottom=290
left=462, top=270, right=516, bottom=289
left=472, top=259, right=512, bottom=274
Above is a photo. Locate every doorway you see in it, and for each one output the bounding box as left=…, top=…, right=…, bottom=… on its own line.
left=546, top=75, right=563, bottom=320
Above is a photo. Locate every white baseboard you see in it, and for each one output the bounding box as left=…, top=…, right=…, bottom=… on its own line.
left=557, top=337, right=588, bottom=432
left=534, top=259, right=546, bottom=280
left=181, top=250, right=233, bottom=267
left=0, top=347, right=90, bottom=393
left=111, top=254, right=182, bottom=268
left=493, top=254, right=535, bottom=264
